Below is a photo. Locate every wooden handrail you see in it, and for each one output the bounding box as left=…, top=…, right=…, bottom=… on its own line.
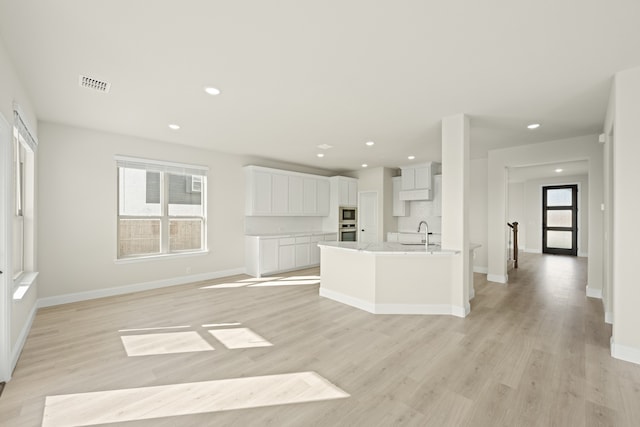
left=507, top=222, right=519, bottom=268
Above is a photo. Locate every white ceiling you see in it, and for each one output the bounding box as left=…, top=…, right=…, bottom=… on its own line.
left=508, top=160, right=589, bottom=183
left=1, top=1, right=639, bottom=173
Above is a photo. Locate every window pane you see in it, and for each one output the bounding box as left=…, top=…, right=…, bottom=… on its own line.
left=168, top=174, right=203, bottom=216
left=547, top=210, right=572, bottom=227
left=119, top=219, right=160, bottom=256
left=546, top=189, right=572, bottom=207
left=169, top=219, right=202, bottom=252
left=119, top=168, right=161, bottom=216
left=547, top=231, right=572, bottom=249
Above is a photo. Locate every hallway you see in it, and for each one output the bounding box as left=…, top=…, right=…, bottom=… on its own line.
left=0, top=254, right=638, bottom=426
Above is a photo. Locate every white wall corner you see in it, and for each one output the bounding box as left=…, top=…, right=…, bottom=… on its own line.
left=611, top=337, right=640, bottom=366
left=11, top=301, right=39, bottom=372
left=586, top=285, right=603, bottom=299
left=605, top=311, right=613, bottom=324
left=473, top=266, right=488, bottom=274
left=38, top=267, right=246, bottom=308
left=469, top=287, right=475, bottom=300
left=487, top=274, right=508, bottom=284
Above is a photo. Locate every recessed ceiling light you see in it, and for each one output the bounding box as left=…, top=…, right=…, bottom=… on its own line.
left=555, top=168, right=563, bottom=173
left=527, top=123, right=541, bottom=129
left=204, top=87, right=221, bottom=96
left=408, top=155, right=415, bottom=160
left=168, top=124, right=180, bottom=130
left=361, top=164, right=368, bottom=168
left=317, top=144, right=333, bottom=150
left=317, top=153, right=325, bottom=158
left=365, top=141, right=375, bottom=146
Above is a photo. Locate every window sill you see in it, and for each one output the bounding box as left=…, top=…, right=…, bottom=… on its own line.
left=13, top=271, right=39, bottom=301
left=114, top=250, right=209, bottom=264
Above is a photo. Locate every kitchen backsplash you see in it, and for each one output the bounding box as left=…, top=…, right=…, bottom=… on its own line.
left=397, top=200, right=442, bottom=235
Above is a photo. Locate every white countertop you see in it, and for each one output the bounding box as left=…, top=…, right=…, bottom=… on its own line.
left=319, top=241, right=479, bottom=255
left=245, top=231, right=336, bottom=238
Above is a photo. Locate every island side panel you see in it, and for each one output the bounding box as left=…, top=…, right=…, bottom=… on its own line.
left=319, top=246, right=377, bottom=311
left=374, top=254, right=453, bottom=310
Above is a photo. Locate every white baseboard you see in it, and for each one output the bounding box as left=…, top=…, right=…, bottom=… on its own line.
left=319, top=288, right=375, bottom=313
left=487, top=274, right=508, bottom=284
left=605, top=311, right=613, bottom=325
left=319, top=288, right=468, bottom=317
left=524, top=248, right=542, bottom=254
left=578, top=251, right=588, bottom=258
left=38, top=267, right=246, bottom=308
left=11, top=301, right=38, bottom=374
left=586, top=285, right=603, bottom=299
left=473, top=266, right=488, bottom=274
left=611, top=337, right=640, bottom=365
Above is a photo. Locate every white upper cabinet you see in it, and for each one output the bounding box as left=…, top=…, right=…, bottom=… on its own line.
left=392, top=176, right=407, bottom=216
left=399, top=162, right=441, bottom=201
left=316, top=179, right=330, bottom=215
left=337, top=176, right=358, bottom=207
left=245, top=166, right=330, bottom=216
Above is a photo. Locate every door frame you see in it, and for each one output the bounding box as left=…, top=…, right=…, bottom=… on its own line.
left=0, top=112, right=12, bottom=381
left=358, top=191, right=378, bottom=243
left=542, top=184, right=578, bottom=256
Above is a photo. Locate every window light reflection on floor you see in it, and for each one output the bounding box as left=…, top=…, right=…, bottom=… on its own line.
left=200, top=275, right=321, bottom=289
left=120, top=331, right=214, bottom=356
left=42, top=371, right=350, bottom=427
left=208, top=327, right=273, bottom=349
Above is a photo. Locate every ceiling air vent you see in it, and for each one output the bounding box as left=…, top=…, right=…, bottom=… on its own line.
left=79, top=75, right=111, bottom=93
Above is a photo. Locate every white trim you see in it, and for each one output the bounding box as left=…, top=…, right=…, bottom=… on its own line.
left=319, top=288, right=376, bottom=313
left=487, top=274, right=508, bottom=284
left=38, top=267, right=245, bottom=308
left=114, top=155, right=208, bottom=175
left=578, top=251, right=588, bottom=258
left=473, top=266, right=488, bottom=274
left=605, top=312, right=613, bottom=325
left=319, top=288, right=468, bottom=317
left=611, top=337, right=640, bottom=366
left=586, top=285, right=603, bottom=299
left=0, top=111, right=12, bottom=382
left=114, top=250, right=209, bottom=264
left=11, top=300, right=38, bottom=371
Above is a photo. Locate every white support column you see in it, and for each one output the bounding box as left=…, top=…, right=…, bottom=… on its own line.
left=441, top=114, right=470, bottom=316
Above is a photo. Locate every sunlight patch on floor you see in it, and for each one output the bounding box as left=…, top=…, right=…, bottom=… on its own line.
left=200, top=275, right=321, bottom=289
left=208, top=327, right=273, bottom=349
left=118, top=325, right=191, bottom=333
left=120, top=331, right=214, bottom=356
left=42, top=371, right=349, bottom=427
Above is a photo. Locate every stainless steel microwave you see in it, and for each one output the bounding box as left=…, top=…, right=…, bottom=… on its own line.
left=339, top=207, right=357, bottom=222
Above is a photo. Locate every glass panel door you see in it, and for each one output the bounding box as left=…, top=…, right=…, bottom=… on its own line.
left=542, top=185, right=578, bottom=256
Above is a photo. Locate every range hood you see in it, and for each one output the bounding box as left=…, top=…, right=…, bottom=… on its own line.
left=399, top=188, right=432, bottom=201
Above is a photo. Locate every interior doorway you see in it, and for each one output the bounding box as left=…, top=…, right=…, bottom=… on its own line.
left=542, top=184, right=578, bottom=256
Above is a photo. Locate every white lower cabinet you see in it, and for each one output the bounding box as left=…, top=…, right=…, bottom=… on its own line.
left=246, top=233, right=335, bottom=277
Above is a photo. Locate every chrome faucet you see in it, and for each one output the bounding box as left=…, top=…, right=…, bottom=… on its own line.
left=417, top=220, right=429, bottom=246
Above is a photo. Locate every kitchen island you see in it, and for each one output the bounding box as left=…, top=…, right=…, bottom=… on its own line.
left=318, top=241, right=479, bottom=317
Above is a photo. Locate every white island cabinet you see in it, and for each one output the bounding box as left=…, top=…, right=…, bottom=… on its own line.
left=245, top=232, right=337, bottom=277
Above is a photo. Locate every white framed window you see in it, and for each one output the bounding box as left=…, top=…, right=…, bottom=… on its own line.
left=12, top=108, right=37, bottom=294
left=115, top=156, right=208, bottom=259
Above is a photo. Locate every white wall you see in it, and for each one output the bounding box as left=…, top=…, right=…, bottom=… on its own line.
left=507, top=182, right=525, bottom=250
left=610, top=66, right=640, bottom=363
left=0, top=36, right=40, bottom=380
left=487, top=135, right=603, bottom=286
left=469, top=158, right=488, bottom=273
left=36, top=122, right=334, bottom=302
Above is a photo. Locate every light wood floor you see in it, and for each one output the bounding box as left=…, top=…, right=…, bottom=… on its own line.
left=2, top=253, right=640, bottom=426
